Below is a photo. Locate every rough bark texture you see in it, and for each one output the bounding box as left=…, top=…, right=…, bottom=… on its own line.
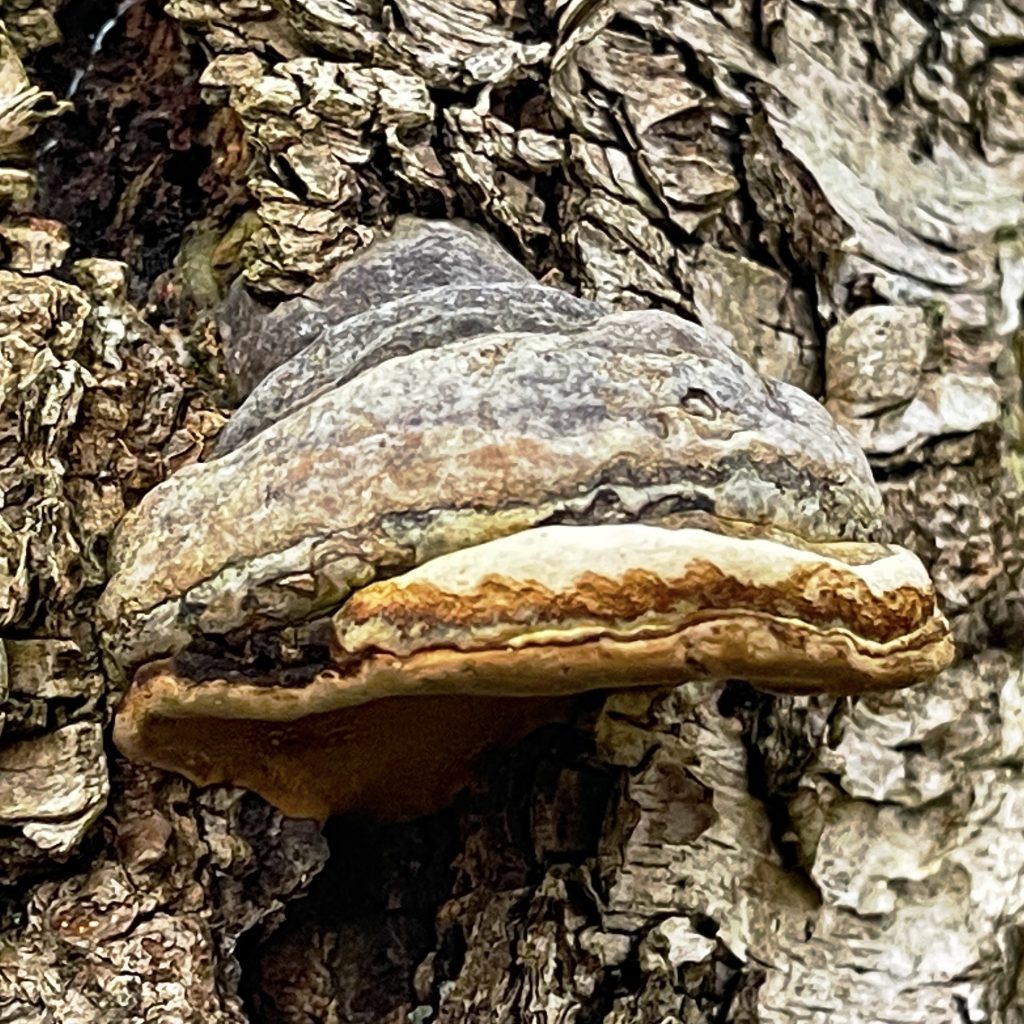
left=0, top=0, right=1021, bottom=1021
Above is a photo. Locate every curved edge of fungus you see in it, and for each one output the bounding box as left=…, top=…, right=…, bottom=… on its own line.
left=112, top=524, right=954, bottom=820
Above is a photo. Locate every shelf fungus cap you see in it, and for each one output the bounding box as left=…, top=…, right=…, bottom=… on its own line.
left=113, top=524, right=953, bottom=820
left=99, top=309, right=887, bottom=670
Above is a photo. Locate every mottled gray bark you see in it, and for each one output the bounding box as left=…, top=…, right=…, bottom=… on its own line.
left=0, top=0, right=1021, bottom=1021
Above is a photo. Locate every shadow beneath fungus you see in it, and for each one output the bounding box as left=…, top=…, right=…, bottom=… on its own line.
left=236, top=716, right=617, bottom=1023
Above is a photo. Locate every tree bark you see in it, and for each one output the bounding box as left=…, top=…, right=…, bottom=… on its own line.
left=0, top=0, right=1021, bottom=1021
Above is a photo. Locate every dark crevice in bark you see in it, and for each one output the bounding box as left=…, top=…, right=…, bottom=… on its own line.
left=429, top=78, right=587, bottom=286
left=519, top=0, right=558, bottom=39
left=237, top=809, right=460, bottom=1023
left=29, top=0, right=217, bottom=300
left=0, top=811, right=107, bottom=886
left=719, top=681, right=824, bottom=887
left=730, top=120, right=784, bottom=271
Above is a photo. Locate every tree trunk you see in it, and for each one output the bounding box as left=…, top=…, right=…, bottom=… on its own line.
left=0, top=0, right=1021, bottom=1021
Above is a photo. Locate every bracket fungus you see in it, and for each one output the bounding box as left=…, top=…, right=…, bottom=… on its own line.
left=101, top=219, right=954, bottom=821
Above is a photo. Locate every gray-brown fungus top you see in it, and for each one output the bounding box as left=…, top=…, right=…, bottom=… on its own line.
left=101, top=303, right=883, bottom=669
left=102, top=219, right=953, bottom=821
left=218, top=218, right=536, bottom=397
left=216, top=280, right=604, bottom=453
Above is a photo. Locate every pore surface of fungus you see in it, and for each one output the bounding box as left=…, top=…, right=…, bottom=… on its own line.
left=103, top=220, right=954, bottom=820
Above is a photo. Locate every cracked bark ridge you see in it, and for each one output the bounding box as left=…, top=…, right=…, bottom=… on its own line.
left=195, top=52, right=443, bottom=294
left=0, top=36, right=330, bottom=1014
left=2, top=771, right=329, bottom=1023
left=0, top=256, right=326, bottom=1023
